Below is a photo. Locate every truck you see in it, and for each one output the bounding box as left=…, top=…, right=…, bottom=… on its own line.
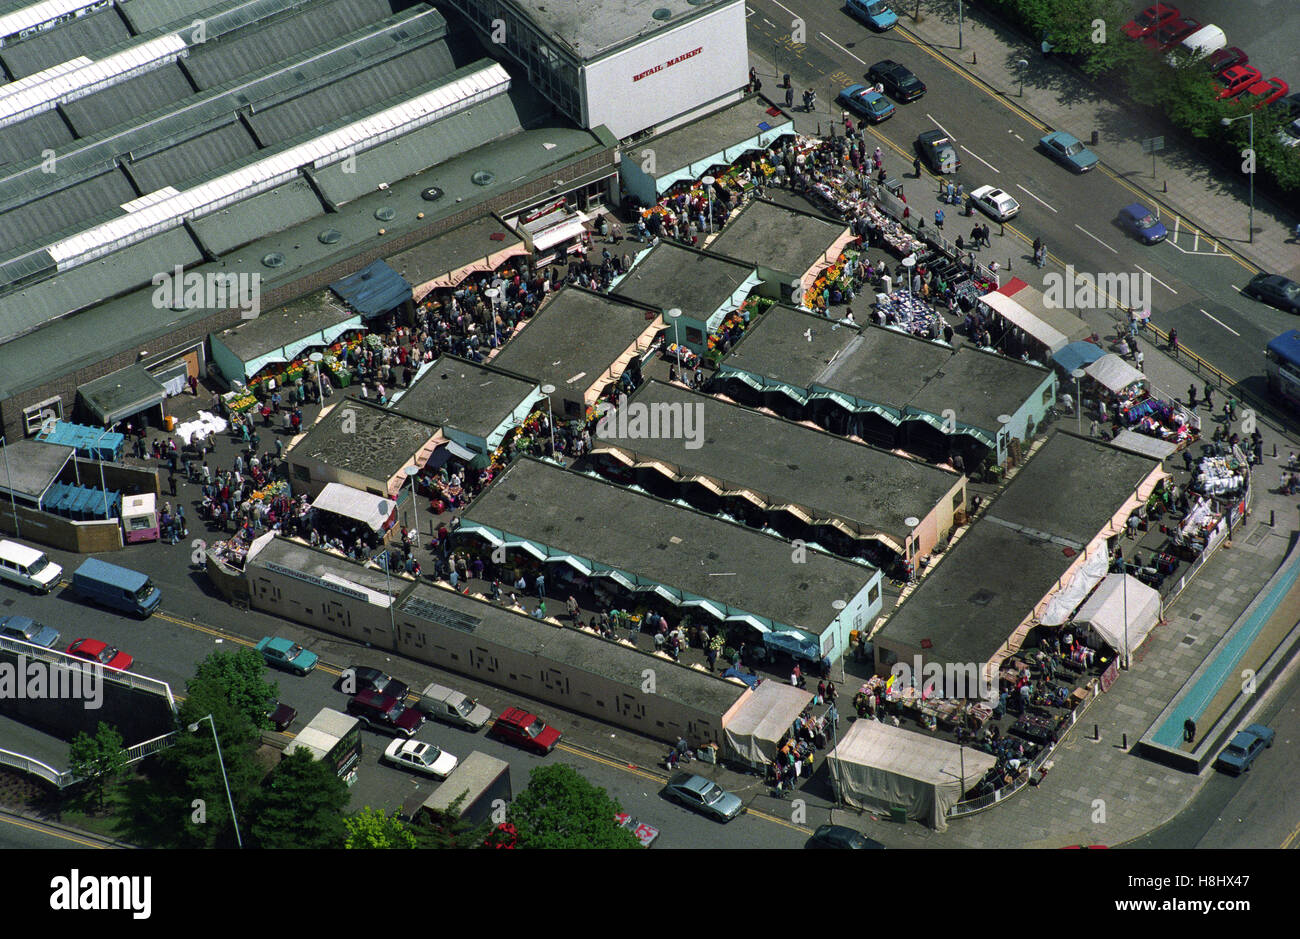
left=416, top=682, right=492, bottom=731
left=284, top=707, right=362, bottom=785
left=409, top=751, right=511, bottom=827
left=71, top=557, right=161, bottom=617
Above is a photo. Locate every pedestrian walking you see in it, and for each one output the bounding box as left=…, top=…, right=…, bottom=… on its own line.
left=913, top=156, right=921, bottom=177
left=1204, top=384, right=1214, bottom=411
left=1188, top=384, right=1197, bottom=408
left=1168, top=328, right=1179, bottom=356
left=168, top=472, right=177, bottom=496
left=535, top=572, right=546, bottom=598
left=1183, top=717, right=1196, bottom=743
left=785, top=85, right=794, bottom=108
left=566, top=595, right=579, bottom=622
left=934, top=208, right=944, bottom=229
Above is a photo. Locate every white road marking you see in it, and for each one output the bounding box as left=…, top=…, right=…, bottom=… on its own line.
left=1073, top=223, right=1117, bottom=252
left=764, top=17, right=777, bottom=27
left=1011, top=132, right=1024, bottom=142
left=769, top=0, right=800, bottom=19
left=961, top=146, right=1000, bottom=173
left=926, top=114, right=957, bottom=140
left=1133, top=264, right=1177, bottom=294
left=746, top=5, right=755, bottom=16
left=1017, top=184, right=1057, bottom=213
left=1200, top=309, right=1240, bottom=336
left=819, top=32, right=865, bottom=63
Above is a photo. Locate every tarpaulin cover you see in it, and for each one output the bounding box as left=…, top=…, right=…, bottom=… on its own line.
left=1074, top=573, right=1160, bottom=656
left=1085, top=353, right=1145, bottom=394
left=310, top=482, right=393, bottom=532
left=1051, top=340, right=1105, bottom=374
left=1109, top=429, right=1177, bottom=461
left=826, top=719, right=996, bottom=831
left=721, top=666, right=758, bottom=688
left=330, top=260, right=411, bottom=318
left=721, top=681, right=812, bottom=769
left=1039, top=547, right=1109, bottom=626
left=762, top=629, right=821, bottom=662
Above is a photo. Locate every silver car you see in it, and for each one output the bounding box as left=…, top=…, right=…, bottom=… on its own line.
left=0, top=615, right=60, bottom=649
left=662, top=772, right=746, bottom=822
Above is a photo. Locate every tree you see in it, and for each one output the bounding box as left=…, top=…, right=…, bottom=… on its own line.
left=189, top=647, right=278, bottom=733
left=343, top=807, right=418, bottom=848
left=408, top=793, right=493, bottom=849
left=68, top=722, right=127, bottom=812
left=507, top=764, right=639, bottom=849
left=249, top=749, right=349, bottom=849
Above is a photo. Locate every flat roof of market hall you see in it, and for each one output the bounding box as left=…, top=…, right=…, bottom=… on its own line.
left=461, top=458, right=878, bottom=636
left=291, top=399, right=438, bottom=482
left=492, top=0, right=742, bottom=62
left=706, top=198, right=847, bottom=277
left=610, top=241, right=755, bottom=319
left=392, top=356, right=537, bottom=438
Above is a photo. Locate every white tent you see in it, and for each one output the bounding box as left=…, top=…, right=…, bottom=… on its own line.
left=1109, top=429, right=1177, bottom=461
left=310, top=482, right=393, bottom=533
left=1073, top=573, right=1161, bottom=656
left=1085, top=353, right=1145, bottom=395
left=720, top=680, right=812, bottom=769
left=1039, top=547, right=1109, bottom=626
left=826, top=719, right=997, bottom=831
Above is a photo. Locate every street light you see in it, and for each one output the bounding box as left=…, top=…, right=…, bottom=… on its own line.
left=701, top=176, right=715, bottom=234
left=666, top=308, right=683, bottom=378
left=902, top=254, right=916, bottom=298
left=309, top=352, right=324, bottom=401
left=1220, top=115, right=1255, bottom=243
left=484, top=287, right=500, bottom=337
left=187, top=714, right=243, bottom=848
left=1071, top=367, right=1086, bottom=435
left=1016, top=59, right=1028, bottom=97
left=540, top=384, right=558, bottom=460
left=404, top=465, right=421, bottom=547
left=0, top=436, right=19, bottom=536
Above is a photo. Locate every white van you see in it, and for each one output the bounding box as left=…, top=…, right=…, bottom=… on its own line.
left=1170, top=24, right=1226, bottom=64
left=0, top=539, right=62, bottom=594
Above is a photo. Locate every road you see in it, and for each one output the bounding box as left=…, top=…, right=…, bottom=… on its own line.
left=747, top=0, right=1297, bottom=396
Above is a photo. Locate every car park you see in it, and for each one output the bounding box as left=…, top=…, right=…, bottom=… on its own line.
left=256, top=636, right=319, bottom=676
left=837, top=84, right=895, bottom=124
left=1142, top=15, right=1200, bottom=52
left=0, top=614, right=60, bottom=649
left=661, top=772, right=746, bottom=822
left=382, top=738, right=459, bottom=778
left=969, top=185, right=1020, bottom=221
left=346, top=688, right=425, bottom=737
left=66, top=638, right=133, bottom=671
left=341, top=665, right=409, bottom=701
left=806, top=824, right=886, bottom=848
left=488, top=706, right=561, bottom=754
left=1216, top=65, right=1262, bottom=99
left=915, top=129, right=960, bottom=174
left=1122, top=3, right=1179, bottom=41
left=615, top=812, right=661, bottom=847
left=1039, top=130, right=1098, bottom=173
left=866, top=60, right=926, bottom=102
left=845, top=0, right=896, bottom=31
left=1118, top=203, right=1168, bottom=244
left=1214, top=723, right=1274, bottom=775
left=1242, top=274, right=1300, bottom=314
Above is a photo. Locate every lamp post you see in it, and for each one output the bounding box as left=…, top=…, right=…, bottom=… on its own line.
left=484, top=287, right=500, bottom=337
left=0, top=436, right=18, bottom=536
left=666, top=307, right=683, bottom=378
left=96, top=422, right=120, bottom=520
left=1071, top=367, right=1086, bottom=434
left=701, top=176, right=715, bottom=234
left=997, top=413, right=1012, bottom=468
left=958, top=0, right=963, bottom=49
left=1220, top=115, right=1255, bottom=243
left=187, top=714, right=242, bottom=848
left=309, top=352, right=324, bottom=401
left=1016, top=59, right=1028, bottom=97
left=404, top=465, right=421, bottom=548
left=540, top=384, right=558, bottom=460
left=902, top=254, right=916, bottom=298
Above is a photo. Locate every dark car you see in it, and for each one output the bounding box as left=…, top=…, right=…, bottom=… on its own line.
left=1142, top=15, right=1199, bottom=52
left=346, top=688, right=425, bottom=737
left=341, top=665, right=409, bottom=702
left=267, top=701, right=297, bottom=732
left=915, top=129, right=960, bottom=174
left=807, top=824, right=886, bottom=849
left=1118, top=203, right=1168, bottom=244
left=1204, top=46, right=1247, bottom=77
left=0, top=614, right=60, bottom=649
left=1243, top=274, right=1300, bottom=314
left=488, top=706, right=561, bottom=754
left=867, top=60, right=926, bottom=102
left=1214, top=724, right=1274, bottom=775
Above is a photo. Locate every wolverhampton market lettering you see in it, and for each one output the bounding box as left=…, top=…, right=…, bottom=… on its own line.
left=263, top=560, right=375, bottom=604
left=632, top=46, right=703, bottom=83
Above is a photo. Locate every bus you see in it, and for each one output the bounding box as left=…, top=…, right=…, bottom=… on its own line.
left=1265, top=330, right=1300, bottom=410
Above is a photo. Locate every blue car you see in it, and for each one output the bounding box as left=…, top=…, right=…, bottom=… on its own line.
left=838, top=84, right=895, bottom=124
left=256, top=636, right=319, bottom=676
left=846, top=0, right=897, bottom=31
left=1039, top=130, right=1098, bottom=172
left=1118, top=203, right=1168, bottom=244
left=1214, top=723, right=1274, bottom=775
left=0, top=614, right=60, bottom=649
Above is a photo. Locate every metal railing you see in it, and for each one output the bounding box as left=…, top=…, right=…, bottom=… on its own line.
left=0, top=636, right=177, bottom=706
left=0, top=731, right=178, bottom=790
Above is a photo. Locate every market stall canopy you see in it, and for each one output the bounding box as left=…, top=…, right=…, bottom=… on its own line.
left=826, top=718, right=997, bottom=831
left=1073, top=573, right=1160, bottom=655
left=330, top=260, right=411, bottom=319
left=1109, top=429, right=1178, bottom=461
left=1051, top=340, right=1105, bottom=375
left=77, top=365, right=167, bottom=426
left=1085, top=353, right=1145, bottom=395
left=310, top=482, right=394, bottom=533
left=980, top=278, right=1091, bottom=355
left=720, top=680, right=813, bottom=769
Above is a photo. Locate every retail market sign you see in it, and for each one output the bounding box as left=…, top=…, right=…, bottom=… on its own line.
left=632, top=46, right=703, bottom=83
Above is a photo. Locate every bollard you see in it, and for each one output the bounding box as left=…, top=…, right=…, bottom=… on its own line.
left=1274, top=443, right=1278, bottom=458
left=972, top=51, right=977, bottom=65
left=1094, top=724, right=1099, bottom=740
left=1122, top=732, right=1128, bottom=749
left=1271, top=509, right=1275, bottom=527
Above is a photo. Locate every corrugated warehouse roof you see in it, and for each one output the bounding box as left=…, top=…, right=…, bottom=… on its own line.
left=187, top=176, right=322, bottom=256
left=116, top=0, right=233, bottom=33
left=0, top=169, right=136, bottom=257
left=0, top=9, right=130, bottom=78
left=126, top=121, right=259, bottom=192
left=59, top=64, right=190, bottom=137
left=0, top=108, right=71, bottom=169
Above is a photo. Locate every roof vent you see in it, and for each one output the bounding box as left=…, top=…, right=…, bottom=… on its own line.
left=471, top=170, right=496, bottom=186
left=652, top=8, right=672, bottom=20
left=375, top=206, right=396, bottom=221
left=318, top=228, right=341, bottom=245
left=261, top=252, right=285, bottom=268
left=421, top=186, right=444, bottom=201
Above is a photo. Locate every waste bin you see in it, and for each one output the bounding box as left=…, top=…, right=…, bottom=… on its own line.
left=163, top=415, right=175, bottom=431
left=889, top=805, right=908, bottom=824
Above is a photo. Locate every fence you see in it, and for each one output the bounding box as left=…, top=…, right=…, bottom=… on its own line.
left=0, top=636, right=176, bottom=707
left=0, top=730, right=177, bottom=791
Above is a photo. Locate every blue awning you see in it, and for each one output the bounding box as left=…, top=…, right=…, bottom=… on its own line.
left=1267, top=330, right=1300, bottom=363
left=1051, top=340, right=1106, bottom=375
left=330, top=260, right=411, bottom=318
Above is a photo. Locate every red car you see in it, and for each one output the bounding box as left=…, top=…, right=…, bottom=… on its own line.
left=1216, top=65, right=1262, bottom=99
left=66, top=638, right=134, bottom=671
left=1205, top=46, right=1248, bottom=77
left=346, top=688, right=424, bottom=737
left=488, top=706, right=561, bottom=754
left=1244, top=77, right=1289, bottom=108
left=1122, top=3, right=1179, bottom=41
left=1141, top=15, right=1199, bottom=51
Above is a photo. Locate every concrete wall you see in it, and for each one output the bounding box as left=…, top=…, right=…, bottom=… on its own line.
left=0, top=505, right=122, bottom=553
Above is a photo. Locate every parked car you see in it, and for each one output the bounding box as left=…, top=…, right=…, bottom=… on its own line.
left=866, top=60, right=926, bottom=102
left=915, top=129, right=960, bottom=174
left=1275, top=116, right=1300, bottom=149
left=1243, top=77, right=1289, bottom=108
left=346, top=688, right=425, bottom=737
left=1242, top=274, right=1300, bottom=314
left=70, top=557, right=159, bottom=617
left=1204, top=46, right=1247, bottom=77
left=0, top=540, right=62, bottom=594
left=1039, top=130, right=1098, bottom=173
left=806, top=824, right=886, bottom=849
left=1216, top=64, right=1262, bottom=99
left=969, top=184, right=1020, bottom=221
left=488, top=706, right=561, bottom=754
left=416, top=683, right=492, bottom=731
left=845, top=0, right=896, bottom=31
left=1214, top=723, right=1274, bottom=775
left=615, top=812, right=661, bottom=847
left=1121, top=3, right=1179, bottom=41
left=0, top=614, right=60, bottom=649
left=1142, top=15, right=1199, bottom=52
left=382, top=738, right=458, bottom=778
left=1118, top=203, right=1168, bottom=244
left=341, top=665, right=409, bottom=701
left=66, top=638, right=133, bottom=671
left=837, top=84, right=895, bottom=124
left=661, top=772, right=746, bottom=822
left=256, top=636, right=319, bottom=676
left=267, top=701, right=298, bottom=732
